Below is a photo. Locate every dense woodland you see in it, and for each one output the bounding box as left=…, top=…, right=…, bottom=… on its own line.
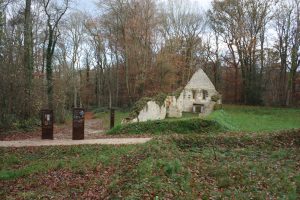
left=0, top=0, right=299, bottom=127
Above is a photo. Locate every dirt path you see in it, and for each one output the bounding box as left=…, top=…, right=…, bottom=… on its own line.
left=0, top=112, right=152, bottom=146
left=0, top=138, right=152, bottom=148
left=1, top=112, right=107, bottom=141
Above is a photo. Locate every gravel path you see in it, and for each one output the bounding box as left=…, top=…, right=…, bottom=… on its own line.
left=0, top=112, right=153, bottom=147
left=1, top=113, right=151, bottom=141
left=0, top=138, right=152, bottom=148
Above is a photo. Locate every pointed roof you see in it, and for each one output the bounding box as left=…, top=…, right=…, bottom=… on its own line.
left=185, top=69, right=216, bottom=91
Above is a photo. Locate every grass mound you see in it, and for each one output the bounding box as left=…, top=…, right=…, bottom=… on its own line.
left=108, top=118, right=225, bottom=135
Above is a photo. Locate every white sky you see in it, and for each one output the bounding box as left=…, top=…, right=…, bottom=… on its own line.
left=74, top=0, right=213, bottom=13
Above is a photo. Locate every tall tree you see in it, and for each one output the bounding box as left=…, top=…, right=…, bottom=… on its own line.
left=42, top=0, right=69, bottom=109
left=274, top=0, right=293, bottom=105
left=209, top=0, right=272, bottom=105
left=288, top=0, right=300, bottom=105
left=160, top=0, right=206, bottom=86
left=24, top=0, right=33, bottom=118
left=65, top=11, right=85, bottom=107
left=0, top=0, right=8, bottom=60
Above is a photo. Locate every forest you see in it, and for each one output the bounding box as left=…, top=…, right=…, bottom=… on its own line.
left=0, top=0, right=299, bottom=128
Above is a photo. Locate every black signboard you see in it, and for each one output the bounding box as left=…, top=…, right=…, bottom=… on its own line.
left=41, top=109, right=54, bottom=140
left=73, top=108, right=85, bottom=140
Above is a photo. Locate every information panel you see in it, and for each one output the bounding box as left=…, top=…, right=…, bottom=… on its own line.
left=41, top=109, right=54, bottom=140
left=73, top=108, right=85, bottom=140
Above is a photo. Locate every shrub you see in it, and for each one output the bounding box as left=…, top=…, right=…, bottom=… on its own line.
left=154, top=93, right=168, bottom=107
left=92, top=107, right=110, bottom=114
left=211, top=94, right=221, bottom=102
left=128, top=97, right=153, bottom=120
left=127, top=93, right=169, bottom=121
left=108, top=118, right=225, bottom=135
left=13, top=118, right=40, bottom=132
left=214, top=104, right=223, bottom=110
left=0, top=114, right=18, bottom=129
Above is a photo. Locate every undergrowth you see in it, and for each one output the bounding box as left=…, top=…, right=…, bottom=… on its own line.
left=108, top=118, right=225, bottom=135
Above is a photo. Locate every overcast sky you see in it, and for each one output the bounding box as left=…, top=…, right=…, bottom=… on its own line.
left=74, top=0, right=213, bottom=14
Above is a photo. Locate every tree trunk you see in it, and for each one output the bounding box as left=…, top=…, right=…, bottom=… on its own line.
left=46, top=28, right=54, bottom=109
left=0, top=0, right=4, bottom=59
left=24, top=0, right=33, bottom=118
left=287, top=1, right=300, bottom=106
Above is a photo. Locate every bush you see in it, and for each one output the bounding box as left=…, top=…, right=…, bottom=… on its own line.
left=92, top=107, right=110, bottom=114
left=127, top=97, right=153, bottom=120
left=211, top=94, right=221, bottom=102
left=0, top=114, right=18, bottom=129
left=13, top=118, right=40, bottom=132
left=214, top=104, right=223, bottom=110
left=108, top=118, right=225, bottom=135
left=154, top=93, right=168, bottom=107
left=0, top=115, right=40, bottom=132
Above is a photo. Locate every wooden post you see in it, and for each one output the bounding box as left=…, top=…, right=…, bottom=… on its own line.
left=110, top=108, right=115, bottom=129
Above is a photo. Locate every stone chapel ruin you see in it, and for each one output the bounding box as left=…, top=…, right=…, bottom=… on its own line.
left=123, top=69, right=221, bottom=123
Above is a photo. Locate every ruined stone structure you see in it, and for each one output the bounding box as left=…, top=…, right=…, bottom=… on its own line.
left=129, top=101, right=167, bottom=123
left=124, top=69, right=221, bottom=123
left=178, top=69, right=221, bottom=116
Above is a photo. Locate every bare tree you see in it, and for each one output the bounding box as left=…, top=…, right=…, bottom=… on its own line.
left=273, top=1, right=293, bottom=105
left=65, top=11, right=85, bottom=107
left=287, top=0, right=300, bottom=105
left=160, top=0, right=206, bottom=86
left=43, top=0, right=69, bottom=109
left=209, top=0, right=272, bottom=104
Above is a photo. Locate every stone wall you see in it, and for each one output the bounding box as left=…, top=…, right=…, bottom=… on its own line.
left=131, top=101, right=167, bottom=122
left=181, top=89, right=218, bottom=112
left=165, top=96, right=183, bottom=118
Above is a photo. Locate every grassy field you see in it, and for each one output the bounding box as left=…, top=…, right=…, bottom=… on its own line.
left=1, top=105, right=300, bottom=199
left=93, top=110, right=129, bottom=130
left=95, top=105, right=300, bottom=133
left=209, top=105, right=300, bottom=132
left=106, top=105, right=300, bottom=135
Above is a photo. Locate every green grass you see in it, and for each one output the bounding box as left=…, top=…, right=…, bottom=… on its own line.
left=0, top=145, right=136, bottom=180
left=94, top=110, right=200, bottom=131
left=108, top=118, right=225, bottom=135
left=209, top=105, right=300, bottom=132
left=93, top=110, right=130, bottom=129
left=1, top=105, right=300, bottom=199
left=107, top=105, right=300, bottom=135
left=1, top=129, right=299, bottom=199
